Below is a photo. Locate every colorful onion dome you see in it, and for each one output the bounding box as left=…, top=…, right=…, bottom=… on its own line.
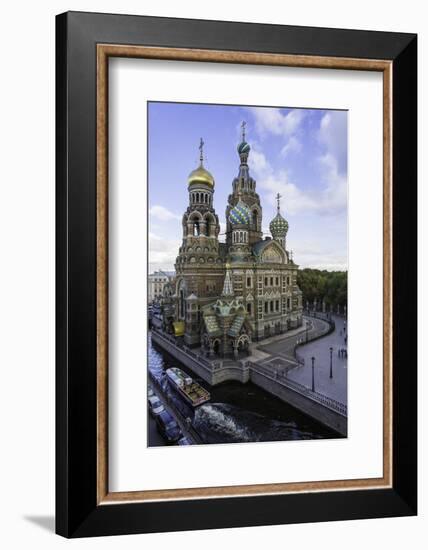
left=229, top=200, right=251, bottom=226
left=269, top=212, right=289, bottom=238
left=237, top=141, right=251, bottom=155
left=188, top=165, right=215, bottom=188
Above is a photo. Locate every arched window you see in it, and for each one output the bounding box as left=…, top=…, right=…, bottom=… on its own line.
left=179, top=289, right=185, bottom=318
left=196, top=192, right=200, bottom=203
left=252, top=209, right=258, bottom=229
left=193, top=221, right=200, bottom=236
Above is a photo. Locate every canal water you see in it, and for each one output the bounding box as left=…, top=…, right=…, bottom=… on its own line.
left=148, top=333, right=340, bottom=446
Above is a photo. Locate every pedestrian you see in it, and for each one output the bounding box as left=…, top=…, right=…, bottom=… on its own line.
left=337, top=348, right=340, bottom=358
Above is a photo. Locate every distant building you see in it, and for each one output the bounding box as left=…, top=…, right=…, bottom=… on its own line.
left=148, top=270, right=175, bottom=303
left=164, top=123, right=303, bottom=356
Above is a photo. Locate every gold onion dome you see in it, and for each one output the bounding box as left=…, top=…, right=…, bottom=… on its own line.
left=188, top=137, right=215, bottom=188
left=188, top=165, right=215, bottom=188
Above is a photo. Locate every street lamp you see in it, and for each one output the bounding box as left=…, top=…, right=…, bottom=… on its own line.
left=311, top=356, right=315, bottom=392
left=329, top=346, right=333, bottom=379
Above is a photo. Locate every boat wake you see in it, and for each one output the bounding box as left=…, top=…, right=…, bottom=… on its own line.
left=193, top=402, right=319, bottom=444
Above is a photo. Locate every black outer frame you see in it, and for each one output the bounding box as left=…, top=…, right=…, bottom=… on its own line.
left=56, top=11, right=417, bottom=538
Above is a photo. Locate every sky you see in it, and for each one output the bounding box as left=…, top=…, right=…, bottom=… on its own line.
left=148, top=102, right=348, bottom=273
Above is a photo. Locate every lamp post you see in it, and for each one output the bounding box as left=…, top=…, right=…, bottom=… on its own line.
left=311, top=356, right=315, bottom=392
left=329, top=346, right=333, bottom=379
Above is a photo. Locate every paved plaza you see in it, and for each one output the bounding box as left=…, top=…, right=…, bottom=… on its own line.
left=256, top=314, right=347, bottom=405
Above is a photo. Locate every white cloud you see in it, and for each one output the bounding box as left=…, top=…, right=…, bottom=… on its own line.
left=149, top=205, right=181, bottom=221
left=249, top=143, right=347, bottom=217
left=318, top=111, right=348, bottom=173
left=280, top=136, right=302, bottom=157
left=247, top=107, right=306, bottom=139
left=149, top=231, right=180, bottom=269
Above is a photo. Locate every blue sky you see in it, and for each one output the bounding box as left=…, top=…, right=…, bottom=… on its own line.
left=148, top=102, right=348, bottom=273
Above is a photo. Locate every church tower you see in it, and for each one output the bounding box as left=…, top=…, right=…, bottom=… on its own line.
left=226, top=122, right=263, bottom=247
left=174, top=139, right=223, bottom=346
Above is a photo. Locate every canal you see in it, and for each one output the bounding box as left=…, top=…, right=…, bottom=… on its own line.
left=148, top=332, right=341, bottom=446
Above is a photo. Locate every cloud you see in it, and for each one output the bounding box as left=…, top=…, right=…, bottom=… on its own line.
left=249, top=145, right=347, bottom=216
left=318, top=111, right=348, bottom=173
left=149, top=205, right=181, bottom=221
left=149, top=231, right=180, bottom=268
left=247, top=107, right=306, bottom=139
left=287, top=239, right=348, bottom=271
left=280, top=136, right=302, bottom=157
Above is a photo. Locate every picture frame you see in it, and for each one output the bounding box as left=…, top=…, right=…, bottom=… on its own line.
left=56, top=11, right=417, bottom=537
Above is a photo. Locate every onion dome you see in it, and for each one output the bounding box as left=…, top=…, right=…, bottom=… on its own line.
left=188, top=165, right=215, bottom=188
left=270, top=192, right=289, bottom=238
left=188, top=137, right=215, bottom=188
left=237, top=140, right=251, bottom=155
left=269, top=212, right=289, bottom=238
left=237, top=121, right=251, bottom=162
left=229, top=199, right=251, bottom=226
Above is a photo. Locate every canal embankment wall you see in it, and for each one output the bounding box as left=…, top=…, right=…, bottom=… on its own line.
left=151, top=329, right=347, bottom=436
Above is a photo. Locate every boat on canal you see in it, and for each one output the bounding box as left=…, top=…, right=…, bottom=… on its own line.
left=165, top=367, right=210, bottom=407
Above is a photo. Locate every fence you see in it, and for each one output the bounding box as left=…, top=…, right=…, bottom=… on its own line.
left=248, top=360, right=347, bottom=416
left=151, top=327, right=213, bottom=369
left=293, top=315, right=336, bottom=366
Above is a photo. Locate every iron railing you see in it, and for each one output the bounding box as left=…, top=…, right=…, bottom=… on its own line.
left=247, top=360, right=347, bottom=416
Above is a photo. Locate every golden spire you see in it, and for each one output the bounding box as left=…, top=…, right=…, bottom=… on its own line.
left=241, top=120, right=246, bottom=142
left=276, top=192, right=282, bottom=213
left=199, top=137, right=204, bottom=165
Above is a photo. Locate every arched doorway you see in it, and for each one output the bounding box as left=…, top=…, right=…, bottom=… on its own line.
left=213, top=339, right=220, bottom=356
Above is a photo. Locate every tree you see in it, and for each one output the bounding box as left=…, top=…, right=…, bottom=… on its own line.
left=297, top=269, right=347, bottom=309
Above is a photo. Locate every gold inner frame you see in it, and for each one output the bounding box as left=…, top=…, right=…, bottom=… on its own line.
left=96, top=44, right=393, bottom=504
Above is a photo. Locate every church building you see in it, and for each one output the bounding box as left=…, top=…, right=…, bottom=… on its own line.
left=169, top=123, right=303, bottom=357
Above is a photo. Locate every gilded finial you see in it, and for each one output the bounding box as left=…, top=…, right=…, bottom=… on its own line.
left=276, top=192, right=282, bottom=213
left=199, top=137, right=204, bottom=165
left=241, top=120, right=246, bottom=142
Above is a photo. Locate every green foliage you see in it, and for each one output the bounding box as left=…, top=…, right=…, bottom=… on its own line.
left=297, top=268, right=347, bottom=307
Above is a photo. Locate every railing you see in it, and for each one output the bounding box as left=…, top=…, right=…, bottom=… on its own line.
left=247, top=360, right=347, bottom=416
left=151, top=327, right=218, bottom=370
left=294, top=316, right=335, bottom=362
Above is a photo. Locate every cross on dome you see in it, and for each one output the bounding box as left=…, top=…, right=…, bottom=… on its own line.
left=276, top=193, right=282, bottom=213
left=199, top=137, right=205, bottom=164
left=241, top=120, right=246, bottom=141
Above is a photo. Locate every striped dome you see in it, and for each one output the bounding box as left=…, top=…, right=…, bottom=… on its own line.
left=229, top=200, right=251, bottom=226
left=237, top=141, right=251, bottom=155
left=269, top=212, right=289, bottom=238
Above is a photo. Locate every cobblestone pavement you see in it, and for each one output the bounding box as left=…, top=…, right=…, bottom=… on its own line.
left=257, top=314, right=348, bottom=405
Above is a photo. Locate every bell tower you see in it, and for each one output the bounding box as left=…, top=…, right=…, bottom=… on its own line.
left=174, top=139, right=223, bottom=346
left=226, top=122, right=263, bottom=246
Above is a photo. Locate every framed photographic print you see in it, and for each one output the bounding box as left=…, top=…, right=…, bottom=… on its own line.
left=56, top=11, right=417, bottom=537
